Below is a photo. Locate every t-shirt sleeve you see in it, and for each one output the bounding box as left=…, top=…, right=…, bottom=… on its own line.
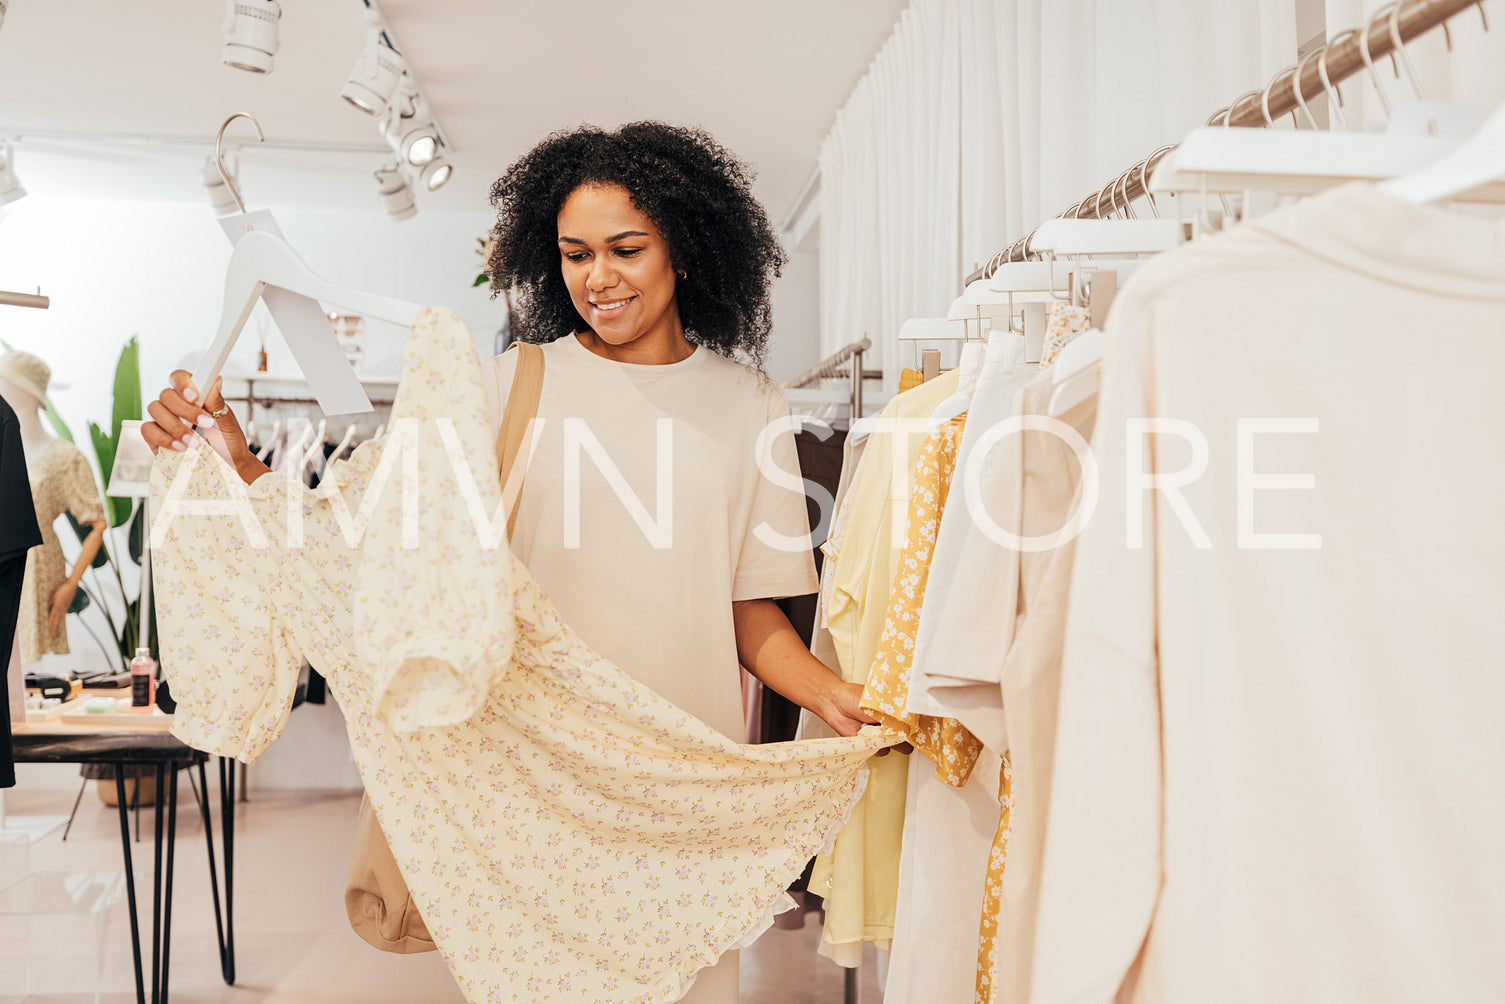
left=731, top=387, right=819, bottom=603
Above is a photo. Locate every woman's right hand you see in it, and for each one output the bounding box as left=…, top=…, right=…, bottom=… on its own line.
left=142, top=372, right=257, bottom=480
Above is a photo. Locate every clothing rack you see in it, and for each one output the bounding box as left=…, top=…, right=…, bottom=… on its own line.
left=963, top=0, right=1488, bottom=282
left=783, top=336, right=877, bottom=421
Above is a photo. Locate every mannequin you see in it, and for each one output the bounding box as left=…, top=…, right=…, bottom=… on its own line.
left=0, top=351, right=107, bottom=664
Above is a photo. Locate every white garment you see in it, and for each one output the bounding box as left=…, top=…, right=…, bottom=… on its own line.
left=483, top=335, right=818, bottom=742
left=884, top=744, right=1003, bottom=1004
left=1032, top=185, right=1505, bottom=1004
left=906, top=332, right=1035, bottom=751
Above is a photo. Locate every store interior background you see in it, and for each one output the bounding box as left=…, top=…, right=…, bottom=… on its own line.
left=2, top=0, right=1502, bottom=793
left=0, top=0, right=911, bottom=790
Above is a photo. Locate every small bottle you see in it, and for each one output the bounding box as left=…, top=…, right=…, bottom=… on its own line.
left=130, top=647, right=156, bottom=710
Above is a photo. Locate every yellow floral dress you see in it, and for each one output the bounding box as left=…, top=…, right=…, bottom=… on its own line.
left=859, top=416, right=984, bottom=785
left=1039, top=301, right=1091, bottom=370
left=153, top=307, right=903, bottom=1004
left=855, top=415, right=1016, bottom=1004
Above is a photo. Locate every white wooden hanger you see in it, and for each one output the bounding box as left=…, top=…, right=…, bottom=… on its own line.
left=192, top=228, right=425, bottom=397
left=1028, top=218, right=1180, bottom=257
left=302, top=418, right=329, bottom=478
left=328, top=423, right=360, bottom=465
left=1047, top=329, right=1107, bottom=418
left=190, top=113, right=424, bottom=406
left=256, top=419, right=283, bottom=463
left=929, top=340, right=984, bottom=428
left=1381, top=98, right=1505, bottom=204
left=1149, top=127, right=1505, bottom=201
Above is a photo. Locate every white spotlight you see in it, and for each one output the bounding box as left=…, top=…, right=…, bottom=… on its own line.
left=0, top=142, right=25, bottom=207
left=379, top=80, right=441, bottom=167
left=418, top=154, right=452, bottom=192
left=201, top=156, right=241, bottom=215
left=222, top=0, right=282, bottom=74
left=342, top=10, right=406, bottom=113
left=374, top=162, right=416, bottom=221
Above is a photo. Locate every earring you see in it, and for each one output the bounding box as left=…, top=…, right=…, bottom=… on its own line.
left=677, top=269, right=688, bottom=279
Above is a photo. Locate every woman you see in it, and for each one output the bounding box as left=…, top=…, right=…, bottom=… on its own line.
left=144, top=121, right=874, bottom=1002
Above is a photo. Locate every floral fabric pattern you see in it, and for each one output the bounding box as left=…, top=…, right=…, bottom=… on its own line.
left=859, top=416, right=984, bottom=786
left=975, top=757, right=1013, bottom=1004
left=153, top=306, right=901, bottom=1004
left=1039, top=302, right=1091, bottom=371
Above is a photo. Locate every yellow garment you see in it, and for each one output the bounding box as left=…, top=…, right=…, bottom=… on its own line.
left=976, top=759, right=1013, bottom=1004
left=898, top=367, right=925, bottom=393
left=155, top=307, right=903, bottom=1004
left=814, top=369, right=961, bottom=956
left=1039, top=302, right=1090, bottom=371
left=859, top=415, right=984, bottom=785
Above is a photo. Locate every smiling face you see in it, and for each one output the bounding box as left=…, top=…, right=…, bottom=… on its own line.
left=556, top=182, right=689, bottom=363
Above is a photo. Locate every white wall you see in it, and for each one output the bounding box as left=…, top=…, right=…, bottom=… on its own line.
left=766, top=246, right=821, bottom=383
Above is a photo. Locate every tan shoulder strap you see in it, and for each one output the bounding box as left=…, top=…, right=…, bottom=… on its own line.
left=494, top=342, right=544, bottom=541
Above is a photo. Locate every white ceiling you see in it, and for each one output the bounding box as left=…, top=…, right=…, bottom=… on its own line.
left=0, top=0, right=909, bottom=222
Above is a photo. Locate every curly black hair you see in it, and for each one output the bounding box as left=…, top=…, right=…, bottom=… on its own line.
left=487, top=122, right=788, bottom=367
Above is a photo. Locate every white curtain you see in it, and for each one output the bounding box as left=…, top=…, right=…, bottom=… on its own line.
left=820, top=0, right=1301, bottom=390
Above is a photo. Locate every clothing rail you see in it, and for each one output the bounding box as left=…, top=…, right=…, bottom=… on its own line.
left=783, top=337, right=872, bottom=389
left=963, top=0, right=1488, bottom=282
left=784, top=336, right=874, bottom=421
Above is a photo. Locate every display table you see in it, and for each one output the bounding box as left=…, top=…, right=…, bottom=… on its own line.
left=11, top=718, right=236, bottom=1004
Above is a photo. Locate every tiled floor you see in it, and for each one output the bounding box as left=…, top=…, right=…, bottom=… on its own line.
left=0, top=784, right=884, bottom=1002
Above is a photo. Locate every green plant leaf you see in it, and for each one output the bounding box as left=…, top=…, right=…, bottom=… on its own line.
left=65, top=510, right=110, bottom=568
left=104, top=338, right=142, bottom=527
left=474, top=274, right=490, bottom=287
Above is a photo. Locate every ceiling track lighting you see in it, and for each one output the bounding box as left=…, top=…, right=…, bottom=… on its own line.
left=201, top=153, right=242, bottom=215
left=0, top=141, right=26, bottom=207
left=373, top=162, right=416, bottom=221
left=222, top=0, right=282, bottom=74
left=346, top=1, right=455, bottom=203
left=379, top=79, right=441, bottom=167
left=418, top=151, right=452, bottom=192
left=342, top=7, right=406, bottom=113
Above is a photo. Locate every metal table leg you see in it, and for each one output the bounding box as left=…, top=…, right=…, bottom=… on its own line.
left=160, top=765, right=179, bottom=1003
left=220, top=757, right=236, bottom=984
left=192, top=759, right=236, bottom=985
left=114, top=766, right=147, bottom=1004
left=151, top=764, right=165, bottom=1002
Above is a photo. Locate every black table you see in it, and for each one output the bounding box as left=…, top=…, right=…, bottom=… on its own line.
left=11, top=730, right=236, bottom=1004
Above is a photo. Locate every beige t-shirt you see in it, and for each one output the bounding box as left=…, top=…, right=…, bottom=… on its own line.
left=483, top=334, right=818, bottom=740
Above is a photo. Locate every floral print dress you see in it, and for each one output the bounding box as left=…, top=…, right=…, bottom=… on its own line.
left=153, top=307, right=902, bottom=1004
